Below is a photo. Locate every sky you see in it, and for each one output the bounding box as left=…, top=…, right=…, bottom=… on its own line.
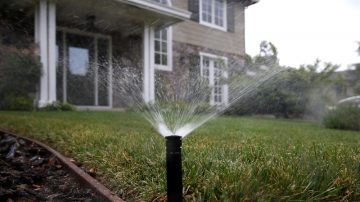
left=245, top=0, right=360, bottom=70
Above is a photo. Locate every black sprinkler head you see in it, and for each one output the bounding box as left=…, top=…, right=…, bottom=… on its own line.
left=166, top=136, right=182, bottom=202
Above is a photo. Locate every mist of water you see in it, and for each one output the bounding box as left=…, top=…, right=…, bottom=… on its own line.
left=103, top=59, right=283, bottom=138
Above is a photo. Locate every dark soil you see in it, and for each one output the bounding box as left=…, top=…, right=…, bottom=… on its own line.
left=0, top=133, right=106, bottom=202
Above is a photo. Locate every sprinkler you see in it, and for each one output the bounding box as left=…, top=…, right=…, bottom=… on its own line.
left=166, top=136, right=182, bottom=202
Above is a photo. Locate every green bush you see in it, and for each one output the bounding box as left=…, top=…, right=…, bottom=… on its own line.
left=3, top=95, right=34, bottom=111
left=323, top=104, right=360, bottom=131
left=0, top=45, right=41, bottom=110
left=40, top=101, right=76, bottom=111
left=225, top=69, right=309, bottom=118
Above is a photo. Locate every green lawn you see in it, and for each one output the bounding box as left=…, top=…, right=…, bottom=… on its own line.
left=0, top=111, right=359, bottom=201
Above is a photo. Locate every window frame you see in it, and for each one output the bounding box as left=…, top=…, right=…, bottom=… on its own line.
left=153, top=26, right=173, bottom=71
left=199, top=0, right=228, bottom=31
left=56, top=27, right=113, bottom=108
left=199, top=52, right=228, bottom=106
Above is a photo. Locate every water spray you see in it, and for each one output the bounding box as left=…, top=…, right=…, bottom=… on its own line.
left=107, top=53, right=283, bottom=201
left=166, top=135, right=182, bottom=202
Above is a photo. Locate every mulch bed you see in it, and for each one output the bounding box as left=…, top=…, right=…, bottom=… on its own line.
left=0, top=133, right=106, bottom=202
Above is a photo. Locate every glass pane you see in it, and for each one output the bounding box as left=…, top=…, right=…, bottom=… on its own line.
left=155, top=40, right=160, bottom=52
left=215, top=0, right=224, bottom=26
left=155, top=53, right=161, bottom=64
left=155, top=30, right=161, bottom=39
left=98, top=38, right=109, bottom=106
left=162, top=54, right=167, bottom=65
left=66, top=33, right=94, bottom=106
left=202, top=13, right=208, bottom=22
left=69, top=47, right=89, bottom=76
left=202, top=0, right=212, bottom=23
left=56, top=31, right=63, bottom=102
left=162, top=41, right=167, bottom=53
left=162, top=29, right=167, bottom=40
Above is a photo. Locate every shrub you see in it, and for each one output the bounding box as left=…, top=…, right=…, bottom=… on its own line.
left=40, top=101, right=76, bottom=111
left=225, top=69, right=309, bottom=118
left=0, top=45, right=41, bottom=110
left=323, top=104, right=360, bottom=131
left=2, top=95, right=34, bottom=111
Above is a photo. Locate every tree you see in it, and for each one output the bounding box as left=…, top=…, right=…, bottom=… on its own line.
left=227, top=41, right=339, bottom=119
left=255, top=40, right=279, bottom=68
left=353, top=42, right=360, bottom=94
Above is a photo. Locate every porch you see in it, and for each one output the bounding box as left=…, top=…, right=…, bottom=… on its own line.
left=6, top=0, right=190, bottom=108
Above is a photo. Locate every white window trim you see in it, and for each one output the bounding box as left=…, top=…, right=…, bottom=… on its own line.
left=154, top=26, right=173, bottom=71
left=199, top=52, right=228, bottom=106
left=199, top=0, right=228, bottom=32
left=122, top=0, right=191, bottom=20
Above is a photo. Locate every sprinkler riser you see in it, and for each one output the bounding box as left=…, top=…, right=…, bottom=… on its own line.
left=166, top=136, right=182, bottom=202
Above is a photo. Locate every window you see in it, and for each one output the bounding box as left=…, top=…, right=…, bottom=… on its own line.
left=200, top=0, right=227, bottom=31
left=154, top=27, right=172, bottom=71
left=200, top=52, right=228, bottom=105
left=56, top=28, right=112, bottom=107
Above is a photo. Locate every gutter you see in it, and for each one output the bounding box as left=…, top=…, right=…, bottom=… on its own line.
left=116, top=0, right=191, bottom=21
left=241, top=0, right=259, bottom=7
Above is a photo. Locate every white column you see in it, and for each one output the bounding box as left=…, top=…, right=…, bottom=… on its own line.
left=38, top=0, right=49, bottom=107
left=36, top=0, right=57, bottom=107
left=142, top=25, right=155, bottom=103
left=108, top=37, right=113, bottom=108
left=48, top=1, right=57, bottom=103
left=149, top=27, right=155, bottom=102
left=94, top=37, right=99, bottom=106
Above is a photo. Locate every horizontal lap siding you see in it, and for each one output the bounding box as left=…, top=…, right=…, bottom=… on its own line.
left=172, top=0, right=245, bottom=56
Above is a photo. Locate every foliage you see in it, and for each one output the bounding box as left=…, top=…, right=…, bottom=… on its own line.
left=0, top=45, right=42, bottom=110
left=2, top=95, right=34, bottom=111
left=353, top=42, right=360, bottom=94
left=40, top=101, right=76, bottom=111
left=227, top=40, right=338, bottom=118
left=0, top=2, right=34, bottom=48
left=228, top=60, right=338, bottom=118
left=323, top=104, right=360, bottom=131
left=0, top=111, right=359, bottom=201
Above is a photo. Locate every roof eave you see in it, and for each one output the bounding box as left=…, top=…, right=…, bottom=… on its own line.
left=116, top=0, right=191, bottom=21
left=242, top=0, right=259, bottom=7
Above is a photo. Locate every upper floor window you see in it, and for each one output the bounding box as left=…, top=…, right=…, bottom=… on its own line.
left=200, top=0, right=227, bottom=31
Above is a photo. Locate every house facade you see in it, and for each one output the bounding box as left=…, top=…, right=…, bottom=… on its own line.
left=0, top=0, right=257, bottom=109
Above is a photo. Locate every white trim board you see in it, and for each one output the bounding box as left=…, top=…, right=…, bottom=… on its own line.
left=57, top=27, right=111, bottom=39
left=116, top=0, right=191, bottom=21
